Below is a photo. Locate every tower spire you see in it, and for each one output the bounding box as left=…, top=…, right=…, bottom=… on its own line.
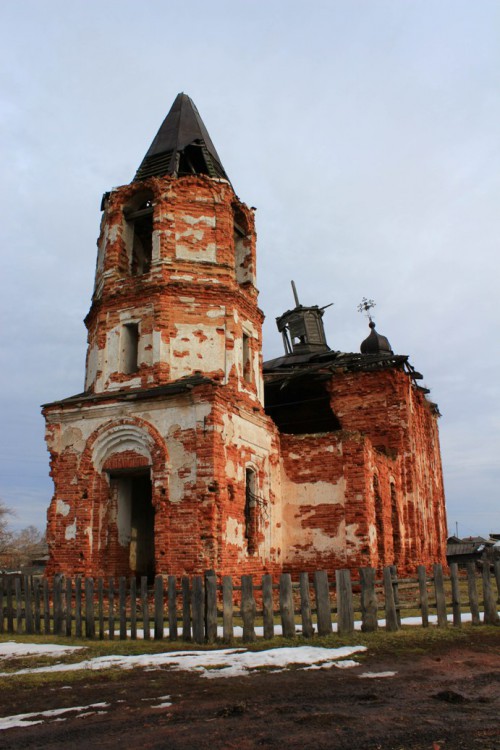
left=134, top=93, right=229, bottom=182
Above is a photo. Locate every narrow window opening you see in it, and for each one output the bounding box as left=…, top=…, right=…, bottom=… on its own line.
left=120, top=323, right=139, bottom=374
left=124, top=198, right=153, bottom=276
left=244, top=468, right=257, bottom=555
left=242, top=332, right=252, bottom=383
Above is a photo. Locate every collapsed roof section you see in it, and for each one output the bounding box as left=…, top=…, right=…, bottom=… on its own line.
left=263, top=349, right=436, bottom=434
left=134, top=93, right=229, bottom=182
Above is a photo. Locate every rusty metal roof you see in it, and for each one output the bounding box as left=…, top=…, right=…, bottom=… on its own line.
left=134, top=93, right=229, bottom=182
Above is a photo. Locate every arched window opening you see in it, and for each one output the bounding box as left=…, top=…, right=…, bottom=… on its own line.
left=233, top=205, right=252, bottom=285
left=124, top=192, right=154, bottom=276
left=244, top=468, right=258, bottom=555
left=391, top=482, right=401, bottom=560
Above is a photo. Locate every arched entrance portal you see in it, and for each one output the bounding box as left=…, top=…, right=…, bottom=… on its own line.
left=110, top=470, right=155, bottom=581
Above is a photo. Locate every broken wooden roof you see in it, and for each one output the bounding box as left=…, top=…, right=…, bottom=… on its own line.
left=134, top=93, right=229, bottom=181
left=264, top=349, right=410, bottom=376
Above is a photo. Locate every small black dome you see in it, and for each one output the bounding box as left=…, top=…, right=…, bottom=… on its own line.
left=360, top=321, right=393, bottom=354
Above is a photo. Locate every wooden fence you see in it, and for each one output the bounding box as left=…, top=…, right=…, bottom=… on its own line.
left=1, top=562, right=499, bottom=643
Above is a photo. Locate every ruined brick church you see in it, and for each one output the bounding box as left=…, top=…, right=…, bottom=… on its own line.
left=43, top=93, right=447, bottom=580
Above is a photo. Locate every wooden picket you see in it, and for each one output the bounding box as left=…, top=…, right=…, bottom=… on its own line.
left=1, top=562, right=498, bottom=644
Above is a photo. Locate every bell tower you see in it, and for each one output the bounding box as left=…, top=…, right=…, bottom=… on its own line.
left=44, top=94, right=278, bottom=580
left=85, top=92, right=263, bottom=404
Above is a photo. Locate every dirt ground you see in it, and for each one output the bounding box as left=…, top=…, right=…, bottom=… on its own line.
left=1, top=632, right=499, bottom=750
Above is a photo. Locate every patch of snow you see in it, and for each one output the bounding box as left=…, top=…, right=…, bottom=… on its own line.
left=0, top=646, right=366, bottom=680
left=358, top=671, right=397, bottom=678
left=0, top=642, right=84, bottom=659
left=0, top=703, right=109, bottom=731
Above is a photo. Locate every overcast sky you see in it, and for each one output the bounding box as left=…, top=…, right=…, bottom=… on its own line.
left=1, top=0, right=498, bottom=538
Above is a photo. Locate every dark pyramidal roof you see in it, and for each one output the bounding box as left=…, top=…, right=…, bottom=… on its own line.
left=134, top=93, right=229, bottom=182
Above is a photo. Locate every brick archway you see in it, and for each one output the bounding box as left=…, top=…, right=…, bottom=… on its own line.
left=80, top=417, right=169, bottom=578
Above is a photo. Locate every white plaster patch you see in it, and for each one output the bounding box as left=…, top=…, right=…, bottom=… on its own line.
left=84, top=525, right=93, bottom=552
left=225, top=517, right=243, bottom=546
left=56, top=500, right=70, bottom=517
left=225, top=459, right=237, bottom=480
left=167, top=425, right=197, bottom=504
left=368, top=524, right=377, bottom=546
left=183, top=214, right=216, bottom=227
left=206, top=307, right=225, bottom=318
left=176, top=241, right=216, bottom=263
left=345, top=523, right=360, bottom=548
left=170, top=324, right=224, bottom=380
left=65, top=520, right=76, bottom=541
left=60, top=427, right=85, bottom=452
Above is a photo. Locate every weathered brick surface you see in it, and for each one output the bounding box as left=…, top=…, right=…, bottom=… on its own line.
left=44, top=172, right=447, bottom=582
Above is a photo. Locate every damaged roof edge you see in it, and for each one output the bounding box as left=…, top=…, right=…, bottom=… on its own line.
left=41, top=374, right=216, bottom=410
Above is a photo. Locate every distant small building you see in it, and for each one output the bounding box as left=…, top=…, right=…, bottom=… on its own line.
left=446, top=534, right=500, bottom=569
left=43, top=94, right=448, bottom=581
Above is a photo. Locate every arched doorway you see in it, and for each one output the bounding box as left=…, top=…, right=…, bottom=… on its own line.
left=110, top=470, right=155, bottom=581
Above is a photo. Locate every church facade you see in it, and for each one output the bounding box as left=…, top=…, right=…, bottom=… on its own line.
left=43, top=94, right=447, bottom=580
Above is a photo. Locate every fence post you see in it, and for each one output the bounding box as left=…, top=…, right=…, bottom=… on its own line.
left=482, top=564, right=500, bottom=625
left=13, top=578, right=22, bottom=634
left=222, top=575, right=233, bottom=644
left=141, top=577, right=150, bottom=640
left=241, top=575, right=256, bottom=643
left=154, top=575, right=164, bottom=640
left=313, top=571, right=332, bottom=635
left=98, top=578, right=105, bottom=640
left=449, top=563, right=461, bottom=627
left=360, top=567, right=378, bottom=632
left=53, top=576, right=62, bottom=635
left=466, top=563, right=480, bottom=625
left=299, top=572, right=314, bottom=638
left=389, top=565, right=401, bottom=627
left=24, top=576, right=33, bottom=634
left=85, top=578, right=95, bottom=639
left=6, top=578, right=14, bottom=634
left=33, top=578, right=41, bottom=634
left=336, top=569, right=354, bottom=635
left=494, top=560, right=500, bottom=603
left=417, top=565, right=429, bottom=627
left=192, top=576, right=204, bottom=644
left=181, top=576, right=191, bottom=641
left=205, top=574, right=217, bottom=644
left=105, top=578, right=113, bottom=640
left=130, top=578, right=137, bottom=640
left=65, top=578, right=73, bottom=637
left=383, top=567, right=399, bottom=631
left=261, top=574, right=274, bottom=640
left=75, top=577, right=83, bottom=638
left=279, top=573, right=295, bottom=639
left=119, top=577, right=127, bottom=640
left=0, top=579, right=3, bottom=635
left=168, top=576, right=177, bottom=641
left=42, top=578, right=50, bottom=635
left=433, top=563, right=447, bottom=627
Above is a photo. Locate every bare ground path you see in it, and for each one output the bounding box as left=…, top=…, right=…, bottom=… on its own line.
left=0, top=631, right=499, bottom=750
